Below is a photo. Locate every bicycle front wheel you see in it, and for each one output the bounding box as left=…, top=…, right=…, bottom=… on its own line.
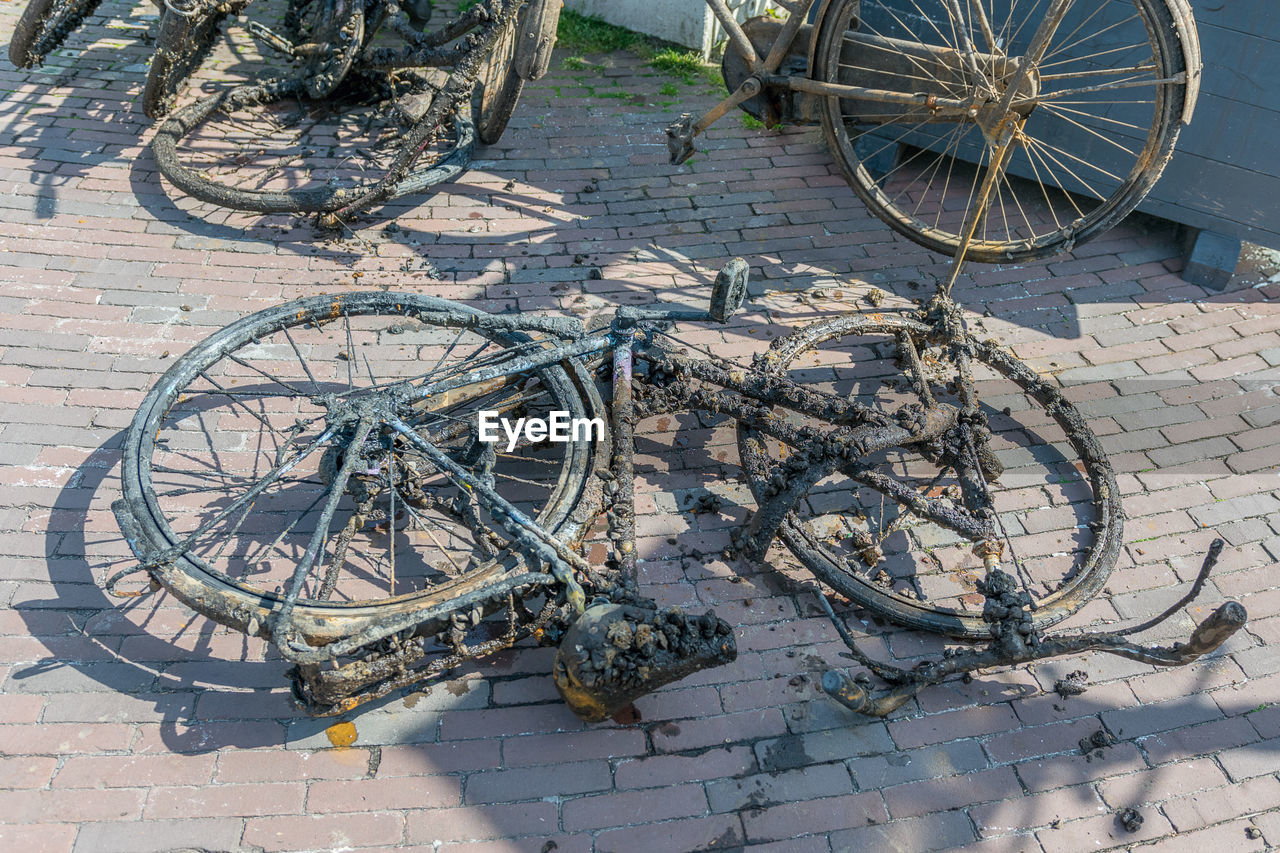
left=117, top=291, right=605, bottom=647
left=813, top=0, right=1191, bottom=262
left=8, top=0, right=105, bottom=67
left=737, top=311, right=1122, bottom=638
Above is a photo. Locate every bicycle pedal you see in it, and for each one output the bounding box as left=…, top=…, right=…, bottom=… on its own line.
left=394, top=90, right=435, bottom=126
left=666, top=114, right=697, bottom=166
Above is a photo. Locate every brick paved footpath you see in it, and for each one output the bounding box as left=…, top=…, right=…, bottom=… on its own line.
left=1, top=3, right=1279, bottom=852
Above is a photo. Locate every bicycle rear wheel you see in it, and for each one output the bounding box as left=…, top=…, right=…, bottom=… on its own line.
left=142, top=4, right=233, bottom=119
left=475, top=1, right=524, bottom=144
left=813, top=0, right=1191, bottom=261
left=737, top=312, right=1121, bottom=638
left=8, top=0, right=105, bottom=68
left=475, top=0, right=561, bottom=144
left=116, top=291, right=605, bottom=647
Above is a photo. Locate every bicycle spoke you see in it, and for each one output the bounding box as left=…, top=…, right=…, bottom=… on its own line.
left=223, top=351, right=312, bottom=397
left=1041, top=11, right=1140, bottom=64
left=281, top=324, right=322, bottom=394
left=1030, top=107, right=1138, bottom=165
left=1023, top=135, right=1088, bottom=217
left=1023, top=135, right=1109, bottom=202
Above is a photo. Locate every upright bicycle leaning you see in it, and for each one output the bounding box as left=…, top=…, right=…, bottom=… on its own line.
left=111, top=259, right=1247, bottom=720
left=10, top=0, right=1202, bottom=258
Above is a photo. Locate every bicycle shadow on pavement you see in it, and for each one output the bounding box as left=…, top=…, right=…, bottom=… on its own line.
left=8, top=429, right=310, bottom=753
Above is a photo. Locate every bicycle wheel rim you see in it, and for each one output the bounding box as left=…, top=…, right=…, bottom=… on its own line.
left=118, top=292, right=603, bottom=645
left=8, top=0, right=104, bottom=67
left=815, top=0, right=1186, bottom=262
left=142, top=7, right=228, bottom=119
left=737, top=312, right=1122, bottom=637
left=475, top=5, right=525, bottom=144
left=150, top=76, right=476, bottom=214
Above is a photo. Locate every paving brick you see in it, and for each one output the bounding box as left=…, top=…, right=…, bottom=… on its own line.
left=0, top=788, right=146, bottom=824
left=308, top=776, right=461, bottom=812
left=71, top=818, right=248, bottom=853
left=215, top=748, right=373, bottom=782
left=143, top=782, right=305, bottom=820
left=244, top=812, right=405, bottom=851
left=1036, top=808, right=1174, bottom=853
left=1215, top=736, right=1280, bottom=781
left=706, top=762, right=852, bottom=813
left=501, top=727, right=647, bottom=767
left=1161, top=775, right=1280, bottom=832
left=0, top=824, right=78, bottom=853
left=754, top=725, right=896, bottom=772
left=971, top=784, right=1105, bottom=835
left=1101, top=694, right=1224, bottom=740
left=403, top=802, right=559, bottom=845
left=1095, top=757, right=1229, bottom=807
left=1134, top=819, right=1269, bottom=853
left=594, top=814, right=745, bottom=853
left=1015, top=743, right=1148, bottom=793
left=464, top=760, right=613, bottom=804
left=830, top=810, right=978, bottom=852
left=561, top=783, right=708, bottom=832
left=53, top=753, right=216, bottom=789
left=741, top=791, right=888, bottom=842
left=614, top=745, right=757, bottom=790
left=883, top=766, right=1020, bottom=819
left=889, top=704, right=1023, bottom=750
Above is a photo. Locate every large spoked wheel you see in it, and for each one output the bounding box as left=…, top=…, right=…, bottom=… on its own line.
left=475, top=0, right=562, bottom=144
left=8, top=0, right=105, bottom=68
left=475, top=1, right=525, bottom=145
left=142, top=4, right=231, bottom=119
left=150, top=73, right=476, bottom=214
left=737, top=312, right=1122, bottom=638
left=117, top=292, right=605, bottom=647
left=813, top=0, right=1190, bottom=262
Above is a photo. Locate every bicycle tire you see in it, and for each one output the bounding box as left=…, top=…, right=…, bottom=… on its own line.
left=813, top=0, right=1189, bottom=262
left=475, top=5, right=524, bottom=145
left=736, top=312, right=1122, bottom=638
left=116, top=291, right=606, bottom=647
left=142, top=5, right=230, bottom=119
left=8, top=0, right=104, bottom=68
left=150, top=74, right=476, bottom=214
left=475, top=0, right=561, bottom=144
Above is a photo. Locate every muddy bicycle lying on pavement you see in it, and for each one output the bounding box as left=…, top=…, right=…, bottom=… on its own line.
left=110, top=259, right=1247, bottom=720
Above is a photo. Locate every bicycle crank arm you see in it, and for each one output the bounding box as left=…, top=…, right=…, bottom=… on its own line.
left=821, top=600, right=1246, bottom=718
left=666, top=78, right=762, bottom=166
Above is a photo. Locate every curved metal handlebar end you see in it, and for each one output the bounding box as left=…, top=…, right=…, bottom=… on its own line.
left=1166, top=600, right=1247, bottom=664
left=821, top=669, right=917, bottom=718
